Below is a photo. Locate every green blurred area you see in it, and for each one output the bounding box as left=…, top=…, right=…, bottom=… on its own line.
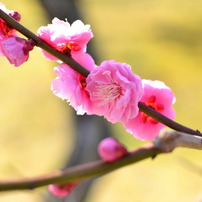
left=1, top=0, right=202, bottom=202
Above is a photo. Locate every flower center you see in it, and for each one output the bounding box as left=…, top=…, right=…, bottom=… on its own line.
left=93, top=82, right=123, bottom=104
left=140, top=95, right=164, bottom=124
left=79, top=77, right=87, bottom=89
left=67, top=41, right=81, bottom=51
left=78, top=75, right=89, bottom=96
left=60, top=41, right=81, bottom=54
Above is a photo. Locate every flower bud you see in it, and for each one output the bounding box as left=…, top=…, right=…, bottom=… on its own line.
left=0, top=37, right=35, bottom=67
left=9, top=11, right=21, bottom=22
left=48, top=181, right=79, bottom=197
left=98, top=137, right=128, bottom=162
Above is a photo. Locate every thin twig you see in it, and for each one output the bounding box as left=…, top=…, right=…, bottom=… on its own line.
left=138, top=102, right=201, bottom=136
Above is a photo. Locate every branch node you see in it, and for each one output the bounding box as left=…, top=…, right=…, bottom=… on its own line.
left=154, top=130, right=179, bottom=153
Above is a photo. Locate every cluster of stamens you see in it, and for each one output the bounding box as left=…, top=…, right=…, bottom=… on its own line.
left=93, top=82, right=123, bottom=105
left=60, top=41, right=81, bottom=54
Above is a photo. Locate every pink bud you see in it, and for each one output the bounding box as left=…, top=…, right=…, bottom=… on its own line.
left=9, top=11, right=21, bottom=22
left=0, top=36, right=34, bottom=67
left=98, top=137, right=128, bottom=162
left=48, top=181, right=79, bottom=197
left=0, top=3, right=21, bottom=38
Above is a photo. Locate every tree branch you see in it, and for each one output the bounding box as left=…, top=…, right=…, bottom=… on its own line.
left=1, top=8, right=202, bottom=192
left=0, top=9, right=200, bottom=137
left=0, top=131, right=201, bottom=191
left=0, top=9, right=89, bottom=77
left=138, top=102, right=201, bottom=136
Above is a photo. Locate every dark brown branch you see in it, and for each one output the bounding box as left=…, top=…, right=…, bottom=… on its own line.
left=0, top=8, right=201, bottom=137
left=138, top=102, right=201, bottom=136
left=0, top=9, right=202, bottom=192
left=0, top=143, right=160, bottom=191
left=0, top=131, right=201, bottom=191
left=0, top=9, right=89, bottom=77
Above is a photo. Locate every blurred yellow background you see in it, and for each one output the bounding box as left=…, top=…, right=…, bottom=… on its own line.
left=0, top=0, right=202, bottom=202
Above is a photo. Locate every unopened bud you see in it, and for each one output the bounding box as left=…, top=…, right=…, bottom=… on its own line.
left=9, top=11, right=21, bottom=22
left=48, top=181, right=79, bottom=197
left=0, top=37, right=35, bottom=67
left=98, top=137, right=128, bottom=162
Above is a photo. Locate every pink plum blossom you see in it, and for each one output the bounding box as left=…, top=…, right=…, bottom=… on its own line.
left=51, top=52, right=95, bottom=114
left=0, top=3, right=21, bottom=40
left=0, top=36, right=34, bottom=67
left=48, top=181, right=79, bottom=197
left=37, top=17, right=93, bottom=61
left=123, top=79, right=176, bottom=141
left=85, top=60, right=143, bottom=123
left=98, top=137, right=128, bottom=162
left=0, top=3, right=21, bottom=57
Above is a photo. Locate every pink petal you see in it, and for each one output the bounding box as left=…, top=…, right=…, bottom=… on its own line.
left=86, top=60, right=143, bottom=123
left=123, top=79, right=176, bottom=141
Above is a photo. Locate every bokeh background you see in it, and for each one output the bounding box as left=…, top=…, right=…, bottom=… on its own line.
left=0, top=0, right=202, bottom=201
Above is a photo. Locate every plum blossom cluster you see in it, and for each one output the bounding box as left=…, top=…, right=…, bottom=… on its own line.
left=0, top=3, right=34, bottom=66
left=0, top=3, right=176, bottom=142
left=0, top=2, right=176, bottom=141
left=39, top=18, right=175, bottom=141
left=0, top=2, right=176, bottom=197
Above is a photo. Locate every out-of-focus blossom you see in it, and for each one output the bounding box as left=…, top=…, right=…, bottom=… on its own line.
left=98, top=137, right=128, bottom=162
left=85, top=60, right=143, bottom=123
left=0, top=36, right=34, bottom=67
left=37, top=18, right=93, bottom=61
left=48, top=181, right=79, bottom=197
left=0, top=3, right=21, bottom=40
left=0, top=3, right=22, bottom=58
left=123, top=80, right=176, bottom=141
left=51, top=52, right=95, bottom=114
